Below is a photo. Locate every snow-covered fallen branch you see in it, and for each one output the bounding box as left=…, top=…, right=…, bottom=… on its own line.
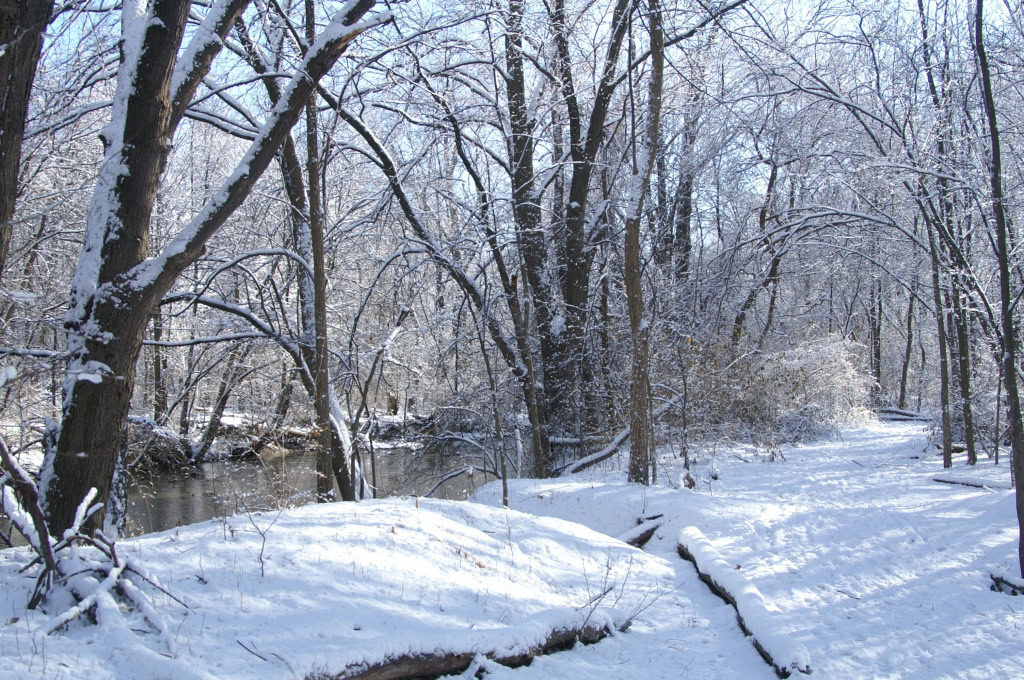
left=1, top=435, right=183, bottom=650
left=677, top=526, right=811, bottom=678
left=561, top=394, right=683, bottom=475
left=933, top=474, right=1012, bottom=490
left=617, top=515, right=665, bottom=549
left=989, top=572, right=1024, bottom=596
left=325, top=606, right=630, bottom=679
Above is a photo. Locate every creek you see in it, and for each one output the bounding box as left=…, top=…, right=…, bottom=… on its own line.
left=3, top=442, right=496, bottom=543
left=126, top=443, right=495, bottom=536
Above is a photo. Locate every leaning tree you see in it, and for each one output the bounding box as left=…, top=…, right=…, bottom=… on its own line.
left=34, top=0, right=392, bottom=537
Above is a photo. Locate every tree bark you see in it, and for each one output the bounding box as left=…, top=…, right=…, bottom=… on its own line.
left=0, top=0, right=53, bottom=284
left=926, top=221, right=953, bottom=469
left=624, top=0, right=664, bottom=485
left=897, top=278, right=916, bottom=410
left=306, top=0, right=336, bottom=502
left=975, top=0, right=1024, bottom=577
left=950, top=283, right=977, bottom=464
left=505, top=0, right=562, bottom=456
left=151, top=312, right=169, bottom=425
left=551, top=0, right=632, bottom=434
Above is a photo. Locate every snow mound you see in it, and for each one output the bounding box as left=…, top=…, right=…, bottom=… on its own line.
left=0, top=497, right=670, bottom=680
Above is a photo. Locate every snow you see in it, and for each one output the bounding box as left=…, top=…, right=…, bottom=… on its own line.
left=169, top=0, right=234, bottom=105
left=2, top=422, right=1023, bottom=679
left=933, top=472, right=1013, bottom=490
left=550, top=314, right=565, bottom=337
left=678, top=525, right=811, bottom=675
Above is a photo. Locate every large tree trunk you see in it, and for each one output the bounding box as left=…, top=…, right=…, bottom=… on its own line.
left=45, top=0, right=195, bottom=536
left=505, top=0, right=562, bottom=460
left=0, top=0, right=53, bottom=283
left=547, top=0, right=632, bottom=436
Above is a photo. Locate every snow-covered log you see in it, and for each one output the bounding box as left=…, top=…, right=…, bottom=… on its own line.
left=617, top=515, right=665, bottom=548
left=329, top=607, right=629, bottom=679
left=878, top=408, right=930, bottom=422
left=677, top=526, right=811, bottom=678
left=933, top=475, right=1012, bottom=490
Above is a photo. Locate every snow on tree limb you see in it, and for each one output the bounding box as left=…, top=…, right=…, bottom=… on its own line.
left=169, top=0, right=251, bottom=131
left=123, top=4, right=393, bottom=305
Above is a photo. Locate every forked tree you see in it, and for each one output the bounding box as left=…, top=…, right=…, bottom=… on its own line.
left=38, top=0, right=390, bottom=536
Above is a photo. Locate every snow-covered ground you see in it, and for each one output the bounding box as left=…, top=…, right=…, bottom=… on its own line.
left=1, top=421, right=1022, bottom=679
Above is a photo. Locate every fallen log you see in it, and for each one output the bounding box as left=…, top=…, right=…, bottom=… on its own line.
left=677, top=527, right=811, bottom=678
left=617, top=515, right=665, bottom=549
left=878, top=408, right=929, bottom=422
left=561, top=395, right=684, bottom=475
left=933, top=475, right=1012, bottom=490
left=326, top=607, right=629, bottom=680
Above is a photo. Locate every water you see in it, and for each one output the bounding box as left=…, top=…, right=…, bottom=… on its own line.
left=124, top=443, right=495, bottom=537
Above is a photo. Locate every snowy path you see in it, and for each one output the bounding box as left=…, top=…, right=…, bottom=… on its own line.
left=474, top=422, right=1024, bottom=679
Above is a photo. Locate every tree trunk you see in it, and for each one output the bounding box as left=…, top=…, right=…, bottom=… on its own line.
left=548, top=0, right=632, bottom=435
left=0, top=0, right=53, bottom=284
left=869, top=281, right=882, bottom=405
left=625, top=0, right=663, bottom=484
left=505, top=0, right=563, bottom=451
left=732, top=163, right=779, bottom=346
left=151, top=312, right=169, bottom=425
left=950, top=282, right=977, bottom=464
left=306, top=0, right=336, bottom=502
left=192, top=345, right=249, bottom=461
left=898, top=275, right=917, bottom=410
left=234, top=8, right=356, bottom=500
left=926, top=223, right=953, bottom=469
left=249, top=365, right=295, bottom=454
left=975, top=0, right=1024, bottom=577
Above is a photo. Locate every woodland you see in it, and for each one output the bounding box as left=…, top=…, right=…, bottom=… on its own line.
left=1, top=0, right=1024, bottom=670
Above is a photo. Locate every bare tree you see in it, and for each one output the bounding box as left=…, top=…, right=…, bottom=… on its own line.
left=40, top=0, right=390, bottom=536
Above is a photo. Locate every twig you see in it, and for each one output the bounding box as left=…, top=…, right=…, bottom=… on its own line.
left=238, top=639, right=268, bottom=661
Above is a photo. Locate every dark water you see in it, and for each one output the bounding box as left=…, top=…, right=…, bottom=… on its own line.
left=124, top=444, right=495, bottom=537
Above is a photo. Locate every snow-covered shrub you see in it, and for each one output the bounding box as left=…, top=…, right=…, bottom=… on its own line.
left=664, top=335, right=869, bottom=446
